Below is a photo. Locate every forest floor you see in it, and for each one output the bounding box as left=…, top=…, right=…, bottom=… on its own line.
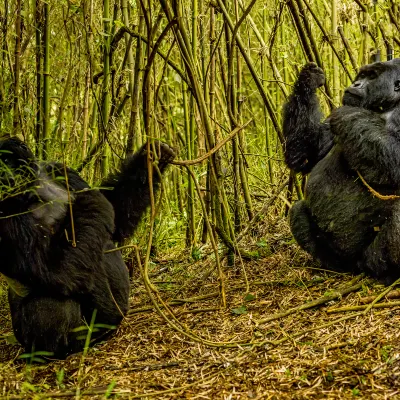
left=1, top=215, right=400, bottom=399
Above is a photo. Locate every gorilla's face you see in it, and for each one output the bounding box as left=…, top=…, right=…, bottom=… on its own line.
left=0, top=137, right=37, bottom=196
left=343, top=59, right=400, bottom=112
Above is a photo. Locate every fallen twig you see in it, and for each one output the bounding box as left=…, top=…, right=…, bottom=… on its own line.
left=363, top=277, right=400, bottom=314
left=320, top=340, right=356, bottom=351
left=256, top=276, right=363, bottom=325
left=327, top=301, right=400, bottom=314
left=360, top=289, right=400, bottom=304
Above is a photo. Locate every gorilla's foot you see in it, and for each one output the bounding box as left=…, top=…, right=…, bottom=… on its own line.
left=290, top=200, right=355, bottom=273
left=362, top=215, right=400, bottom=285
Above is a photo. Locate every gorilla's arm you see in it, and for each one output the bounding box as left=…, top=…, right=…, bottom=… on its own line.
left=283, top=63, right=334, bottom=173
left=331, top=105, right=400, bottom=185
left=100, top=141, right=175, bottom=243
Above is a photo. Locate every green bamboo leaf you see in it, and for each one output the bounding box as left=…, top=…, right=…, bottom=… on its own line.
left=244, top=293, right=256, bottom=302
left=231, top=305, right=247, bottom=315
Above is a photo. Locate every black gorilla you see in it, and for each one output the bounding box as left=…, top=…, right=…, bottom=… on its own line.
left=283, top=59, right=400, bottom=284
left=0, top=137, right=175, bottom=357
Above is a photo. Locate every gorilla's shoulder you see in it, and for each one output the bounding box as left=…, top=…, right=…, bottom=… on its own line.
left=42, top=161, right=90, bottom=191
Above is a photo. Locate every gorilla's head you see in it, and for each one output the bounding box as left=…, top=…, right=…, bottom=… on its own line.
left=343, top=59, right=400, bottom=112
left=0, top=137, right=37, bottom=197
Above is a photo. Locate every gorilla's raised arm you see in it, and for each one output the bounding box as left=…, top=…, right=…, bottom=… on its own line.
left=283, top=63, right=333, bottom=173
left=100, top=140, right=176, bottom=243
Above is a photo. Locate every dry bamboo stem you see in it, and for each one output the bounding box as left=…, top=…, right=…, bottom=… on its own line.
left=257, top=278, right=363, bottom=325
left=327, top=301, right=400, bottom=314
left=360, top=289, right=400, bottom=304
left=338, top=25, right=358, bottom=72
left=363, top=277, right=400, bottom=314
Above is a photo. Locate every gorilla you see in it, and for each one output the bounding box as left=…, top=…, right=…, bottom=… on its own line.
left=283, top=59, right=400, bottom=284
left=0, top=137, right=175, bottom=358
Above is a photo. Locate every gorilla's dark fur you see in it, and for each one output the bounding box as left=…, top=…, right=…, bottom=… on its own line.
left=0, top=138, right=175, bottom=357
left=283, top=59, right=400, bottom=284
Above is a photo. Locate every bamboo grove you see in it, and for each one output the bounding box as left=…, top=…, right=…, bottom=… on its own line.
left=0, top=0, right=399, bottom=257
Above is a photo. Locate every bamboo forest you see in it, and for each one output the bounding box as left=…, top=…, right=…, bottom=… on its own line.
left=1, top=0, right=400, bottom=398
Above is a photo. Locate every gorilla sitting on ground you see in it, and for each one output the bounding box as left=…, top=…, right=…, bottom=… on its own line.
left=0, top=137, right=175, bottom=358
left=283, top=59, right=400, bottom=284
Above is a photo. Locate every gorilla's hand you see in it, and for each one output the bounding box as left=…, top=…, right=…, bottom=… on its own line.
left=136, top=140, right=176, bottom=171
left=296, top=63, right=325, bottom=91
left=152, top=141, right=176, bottom=169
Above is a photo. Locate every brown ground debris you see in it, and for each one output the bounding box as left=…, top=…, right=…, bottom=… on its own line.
left=1, top=216, right=400, bottom=399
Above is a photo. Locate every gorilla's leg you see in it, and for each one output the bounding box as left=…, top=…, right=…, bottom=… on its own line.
left=8, top=290, right=83, bottom=358
left=101, top=141, right=176, bottom=242
left=290, top=200, right=353, bottom=272
left=102, top=248, right=130, bottom=319
left=78, top=246, right=130, bottom=345
left=362, top=207, right=400, bottom=285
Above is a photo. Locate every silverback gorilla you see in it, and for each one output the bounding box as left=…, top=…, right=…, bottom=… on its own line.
left=283, top=60, right=400, bottom=284
left=0, top=137, right=175, bottom=357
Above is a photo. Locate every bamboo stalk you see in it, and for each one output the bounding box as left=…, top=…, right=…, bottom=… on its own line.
left=127, top=14, right=145, bottom=153
left=183, top=82, right=195, bottom=247
left=185, top=0, right=198, bottom=247
left=161, top=0, right=229, bottom=304
left=301, top=0, right=352, bottom=80
left=287, top=0, right=314, bottom=62
left=202, top=4, right=217, bottom=244
left=81, top=0, right=93, bottom=161
left=331, top=0, right=340, bottom=104
left=34, top=0, right=42, bottom=156
left=234, top=0, right=253, bottom=221
left=263, top=7, right=274, bottom=184
left=42, top=0, right=50, bottom=158
left=12, top=0, right=22, bottom=135
left=100, top=0, right=111, bottom=176
left=338, top=25, right=358, bottom=72
left=216, top=0, right=283, bottom=143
